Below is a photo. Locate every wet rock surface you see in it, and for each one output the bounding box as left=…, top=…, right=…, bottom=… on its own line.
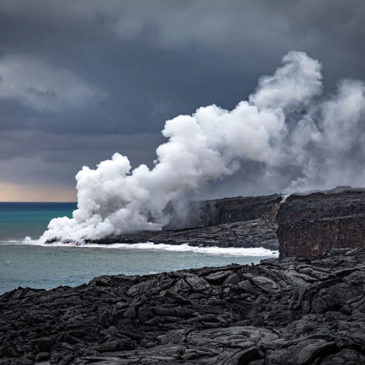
left=278, top=189, right=365, bottom=257
left=2, top=248, right=365, bottom=364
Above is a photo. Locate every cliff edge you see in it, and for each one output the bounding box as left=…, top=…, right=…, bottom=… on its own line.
left=277, top=189, right=365, bottom=257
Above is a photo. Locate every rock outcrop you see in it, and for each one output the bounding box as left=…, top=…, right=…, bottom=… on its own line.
left=2, top=248, right=365, bottom=364
left=88, top=194, right=281, bottom=250
left=277, top=189, right=365, bottom=257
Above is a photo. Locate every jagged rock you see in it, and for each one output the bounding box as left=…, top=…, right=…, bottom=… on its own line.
left=1, top=249, right=365, bottom=364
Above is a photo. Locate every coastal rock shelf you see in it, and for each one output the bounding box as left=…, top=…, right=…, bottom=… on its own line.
left=1, top=249, right=365, bottom=364
left=88, top=194, right=281, bottom=250
left=90, top=218, right=279, bottom=250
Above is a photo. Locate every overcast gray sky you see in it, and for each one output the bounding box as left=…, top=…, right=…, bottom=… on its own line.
left=0, top=0, right=364, bottom=201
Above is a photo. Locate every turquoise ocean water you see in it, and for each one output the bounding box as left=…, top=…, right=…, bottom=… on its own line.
left=0, top=203, right=277, bottom=294
left=0, top=202, right=76, bottom=241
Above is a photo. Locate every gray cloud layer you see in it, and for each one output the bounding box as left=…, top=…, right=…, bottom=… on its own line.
left=0, top=0, right=364, bottom=197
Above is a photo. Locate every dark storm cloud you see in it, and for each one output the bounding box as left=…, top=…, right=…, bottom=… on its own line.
left=0, top=0, right=364, bottom=195
left=0, top=131, right=164, bottom=186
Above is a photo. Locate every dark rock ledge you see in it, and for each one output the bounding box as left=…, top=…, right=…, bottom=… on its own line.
left=89, top=218, right=279, bottom=250
left=278, top=189, right=365, bottom=257
left=87, top=194, right=281, bottom=250
left=2, top=248, right=365, bottom=364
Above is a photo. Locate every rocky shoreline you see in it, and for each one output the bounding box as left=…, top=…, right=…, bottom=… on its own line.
left=88, top=189, right=365, bottom=257
left=89, top=218, right=279, bottom=250
left=87, top=194, right=281, bottom=251
left=1, top=248, right=365, bottom=364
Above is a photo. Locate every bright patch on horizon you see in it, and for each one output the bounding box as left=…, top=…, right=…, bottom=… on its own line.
left=0, top=183, right=76, bottom=202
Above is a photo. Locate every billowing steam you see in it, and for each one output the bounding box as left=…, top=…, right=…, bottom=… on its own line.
left=41, top=51, right=365, bottom=242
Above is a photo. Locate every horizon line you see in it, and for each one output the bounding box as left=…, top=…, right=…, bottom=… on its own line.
left=0, top=201, right=77, bottom=203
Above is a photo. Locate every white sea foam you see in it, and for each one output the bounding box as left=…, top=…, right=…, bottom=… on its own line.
left=20, top=237, right=277, bottom=257
left=0, top=240, right=23, bottom=245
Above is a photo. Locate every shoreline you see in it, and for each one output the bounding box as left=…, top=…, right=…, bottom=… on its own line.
left=1, top=239, right=278, bottom=257
left=0, top=243, right=277, bottom=296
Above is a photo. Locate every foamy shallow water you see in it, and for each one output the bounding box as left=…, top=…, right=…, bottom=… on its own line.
left=0, top=241, right=277, bottom=295
left=22, top=238, right=276, bottom=256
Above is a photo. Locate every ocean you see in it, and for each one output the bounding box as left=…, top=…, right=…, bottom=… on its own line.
left=0, top=202, right=278, bottom=295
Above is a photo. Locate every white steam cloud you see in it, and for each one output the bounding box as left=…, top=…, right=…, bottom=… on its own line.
left=41, top=51, right=365, bottom=242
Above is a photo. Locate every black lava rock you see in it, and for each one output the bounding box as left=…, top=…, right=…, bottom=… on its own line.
left=1, top=248, right=365, bottom=364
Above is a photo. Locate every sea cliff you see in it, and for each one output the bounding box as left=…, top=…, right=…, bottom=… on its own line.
left=89, top=189, right=365, bottom=258
left=277, top=189, right=365, bottom=257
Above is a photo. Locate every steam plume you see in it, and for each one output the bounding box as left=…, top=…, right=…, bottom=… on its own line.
left=41, top=51, right=365, bottom=242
